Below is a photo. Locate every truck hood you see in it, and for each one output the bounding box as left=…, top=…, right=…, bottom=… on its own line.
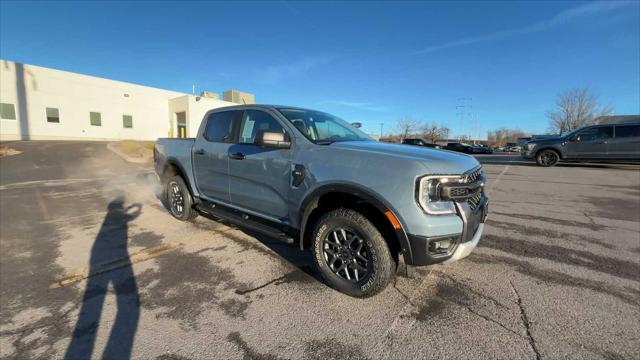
left=330, top=141, right=480, bottom=174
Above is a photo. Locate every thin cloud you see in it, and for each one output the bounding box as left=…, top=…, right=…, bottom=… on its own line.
left=320, top=100, right=389, bottom=112
left=255, top=55, right=336, bottom=83
left=415, top=1, right=635, bottom=54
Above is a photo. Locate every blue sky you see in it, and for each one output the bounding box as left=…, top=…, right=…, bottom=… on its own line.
left=1, top=1, right=638, bottom=137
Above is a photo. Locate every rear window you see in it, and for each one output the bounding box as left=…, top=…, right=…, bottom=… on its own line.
left=204, top=110, right=238, bottom=142
left=615, top=125, right=640, bottom=138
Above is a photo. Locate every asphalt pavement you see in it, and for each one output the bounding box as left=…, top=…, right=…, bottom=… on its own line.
left=1, top=141, right=638, bottom=359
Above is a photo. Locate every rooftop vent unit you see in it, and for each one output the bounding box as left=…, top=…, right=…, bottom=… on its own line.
left=223, top=90, right=255, bottom=104
left=199, top=91, right=219, bottom=100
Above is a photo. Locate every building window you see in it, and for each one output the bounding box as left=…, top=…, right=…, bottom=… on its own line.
left=46, top=107, right=60, bottom=123
left=0, top=103, right=16, bottom=120
left=90, top=112, right=101, bottom=126
left=123, top=115, right=133, bottom=128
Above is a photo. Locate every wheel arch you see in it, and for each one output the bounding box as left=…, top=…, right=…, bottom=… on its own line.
left=298, top=184, right=413, bottom=264
left=160, top=158, right=196, bottom=199
left=535, top=147, right=563, bottom=160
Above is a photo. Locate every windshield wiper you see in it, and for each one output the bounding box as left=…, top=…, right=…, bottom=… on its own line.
left=315, top=140, right=334, bottom=145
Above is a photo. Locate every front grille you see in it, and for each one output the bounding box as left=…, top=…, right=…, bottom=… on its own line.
left=468, top=192, right=482, bottom=210
left=462, top=167, right=482, bottom=184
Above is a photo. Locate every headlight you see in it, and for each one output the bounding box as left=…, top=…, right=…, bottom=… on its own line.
left=526, top=143, right=536, bottom=150
left=417, top=176, right=458, bottom=215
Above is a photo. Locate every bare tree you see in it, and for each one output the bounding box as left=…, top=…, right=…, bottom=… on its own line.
left=421, top=121, right=448, bottom=143
left=396, top=117, right=421, bottom=140
left=546, top=88, right=613, bottom=134
left=487, top=128, right=528, bottom=146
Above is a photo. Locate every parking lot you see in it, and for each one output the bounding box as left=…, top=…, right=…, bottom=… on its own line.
left=1, top=141, right=638, bottom=359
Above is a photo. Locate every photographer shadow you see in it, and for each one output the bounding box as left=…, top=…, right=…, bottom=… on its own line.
left=65, top=197, right=141, bottom=360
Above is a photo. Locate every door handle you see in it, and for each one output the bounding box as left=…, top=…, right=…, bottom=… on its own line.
left=229, top=152, right=246, bottom=160
left=194, top=149, right=206, bottom=155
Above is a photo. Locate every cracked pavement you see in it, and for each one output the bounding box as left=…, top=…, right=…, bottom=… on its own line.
left=1, top=143, right=638, bottom=359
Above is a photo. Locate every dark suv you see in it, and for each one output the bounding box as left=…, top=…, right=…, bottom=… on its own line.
left=521, top=122, right=640, bottom=166
left=444, top=142, right=475, bottom=154
left=402, top=138, right=442, bottom=149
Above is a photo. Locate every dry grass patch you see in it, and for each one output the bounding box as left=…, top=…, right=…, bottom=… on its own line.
left=0, top=145, right=22, bottom=157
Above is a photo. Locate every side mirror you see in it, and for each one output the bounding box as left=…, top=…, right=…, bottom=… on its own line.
left=569, top=135, right=579, bottom=142
left=255, top=131, right=291, bottom=149
left=351, top=122, right=362, bottom=129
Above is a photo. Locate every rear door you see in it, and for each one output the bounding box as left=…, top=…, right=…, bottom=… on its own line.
left=610, top=124, right=640, bottom=159
left=564, top=125, right=613, bottom=159
left=193, top=110, right=242, bottom=202
left=228, top=109, right=293, bottom=220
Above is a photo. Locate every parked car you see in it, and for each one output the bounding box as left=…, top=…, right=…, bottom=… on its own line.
left=154, top=105, right=488, bottom=297
left=401, top=138, right=442, bottom=149
left=473, top=144, right=494, bottom=154
left=521, top=121, right=640, bottom=166
left=443, top=142, right=475, bottom=154
left=504, top=142, right=520, bottom=152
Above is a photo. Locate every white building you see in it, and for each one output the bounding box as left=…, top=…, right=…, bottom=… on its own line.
left=0, top=60, right=254, bottom=141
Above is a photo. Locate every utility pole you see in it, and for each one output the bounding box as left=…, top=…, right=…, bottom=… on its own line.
left=379, top=123, right=384, bottom=138
left=456, top=97, right=472, bottom=141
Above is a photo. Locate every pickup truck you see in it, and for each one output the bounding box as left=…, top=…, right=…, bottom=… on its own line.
left=154, top=105, right=488, bottom=297
left=521, top=121, right=640, bottom=166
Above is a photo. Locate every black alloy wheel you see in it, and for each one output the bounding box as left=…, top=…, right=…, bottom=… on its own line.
left=536, top=149, right=560, bottom=167
left=323, top=227, right=372, bottom=282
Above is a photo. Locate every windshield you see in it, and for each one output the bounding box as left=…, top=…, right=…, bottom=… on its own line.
left=277, top=108, right=373, bottom=144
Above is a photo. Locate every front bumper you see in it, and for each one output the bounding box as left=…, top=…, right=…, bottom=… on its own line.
left=406, top=196, right=488, bottom=266
left=521, top=148, right=535, bottom=159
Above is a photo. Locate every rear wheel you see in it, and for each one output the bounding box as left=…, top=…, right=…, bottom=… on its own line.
left=311, top=208, right=395, bottom=297
left=536, top=149, right=560, bottom=167
left=166, top=175, right=197, bottom=221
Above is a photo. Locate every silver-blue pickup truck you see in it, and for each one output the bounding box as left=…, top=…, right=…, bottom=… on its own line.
left=154, top=105, right=488, bottom=297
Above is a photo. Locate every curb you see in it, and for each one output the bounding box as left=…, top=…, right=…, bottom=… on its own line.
left=106, top=142, right=152, bottom=164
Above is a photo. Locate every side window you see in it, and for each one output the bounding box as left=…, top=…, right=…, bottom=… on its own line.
left=0, top=103, right=16, bottom=120
left=204, top=110, right=238, bottom=142
left=577, top=126, right=612, bottom=142
left=615, top=125, right=640, bottom=138
left=123, top=115, right=133, bottom=128
left=90, top=112, right=101, bottom=126
left=46, top=107, right=60, bottom=123
left=238, top=110, right=285, bottom=144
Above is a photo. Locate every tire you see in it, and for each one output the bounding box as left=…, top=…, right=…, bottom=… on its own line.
left=311, top=208, right=395, bottom=297
left=536, top=149, right=560, bottom=167
left=165, top=175, right=198, bottom=221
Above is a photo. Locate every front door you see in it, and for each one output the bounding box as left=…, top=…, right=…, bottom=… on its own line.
left=176, top=112, right=187, bottom=138
left=193, top=110, right=241, bottom=202
left=228, top=109, right=292, bottom=220
left=564, top=125, right=613, bottom=159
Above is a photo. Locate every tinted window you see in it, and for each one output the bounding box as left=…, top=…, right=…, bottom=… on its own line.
left=239, top=110, right=285, bottom=144
left=90, top=112, right=101, bottom=126
left=577, top=126, right=612, bottom=142
left=205, top=110, right=238, bottom=142
left=615, top=125, right=640, bottom=138
left=123, top=115, right=133, bottom=128
left=46, top=107, right=60, bottom=123
left=1, top=103, right=16, bottom=120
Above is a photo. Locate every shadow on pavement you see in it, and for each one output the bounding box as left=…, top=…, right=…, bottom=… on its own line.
left=65, top=196, right=142, bottom=359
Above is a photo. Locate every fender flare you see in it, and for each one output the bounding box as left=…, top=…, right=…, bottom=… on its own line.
left=161, top=158, right=198, bottom=200
left=298, top=183, right=414, bottom=264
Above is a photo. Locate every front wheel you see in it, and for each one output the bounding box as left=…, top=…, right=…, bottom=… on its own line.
left=165, top=175, right=197, bottom=221
left=311, top=208, right=395, bottom=297
left=536, top=149, right=560, bottom=167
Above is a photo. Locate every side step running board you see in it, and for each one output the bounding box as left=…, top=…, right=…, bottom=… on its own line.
left=194, top=201, right=295, bottom=245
